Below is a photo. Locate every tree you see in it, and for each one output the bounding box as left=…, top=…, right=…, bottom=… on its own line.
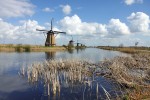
left=135, top=42, right=139, bottom=46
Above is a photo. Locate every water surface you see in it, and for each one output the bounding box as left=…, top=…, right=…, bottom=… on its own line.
left=0, top=48, right=127, bottom=100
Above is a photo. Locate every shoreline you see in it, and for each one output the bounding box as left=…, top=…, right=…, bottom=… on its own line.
left=97, top=46, right=150, bottom=53
left=0, top=44, right=67, bottom=52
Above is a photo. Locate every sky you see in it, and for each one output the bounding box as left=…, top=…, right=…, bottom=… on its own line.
left=0, top=0, right=150, bottom=46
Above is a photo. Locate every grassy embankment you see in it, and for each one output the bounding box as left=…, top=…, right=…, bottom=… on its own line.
left=97, top=46, right=150, bottom=53
left=0, top=44, right=66, bottom=52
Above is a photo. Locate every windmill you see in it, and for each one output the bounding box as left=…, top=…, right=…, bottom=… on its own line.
left=74, top=40, right=81, bottom=47
left=36, top=18, right=66, bottom=46
left=68, top=35, right=74, bottom=47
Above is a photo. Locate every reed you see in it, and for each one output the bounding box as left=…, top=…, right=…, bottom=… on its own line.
left=25, top=59, right=96, bottom=96
left=100, top=85, right=111, bottom=100
left=20, top=53, right=150, bottom=99
left=98, top=53, right=150, bottom=99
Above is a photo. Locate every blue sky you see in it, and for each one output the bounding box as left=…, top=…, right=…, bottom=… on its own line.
left=0, top=0, right=150, bottom=46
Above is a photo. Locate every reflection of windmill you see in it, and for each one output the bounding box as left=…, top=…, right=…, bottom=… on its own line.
left=36, top=18, right=66, bottom=46
left=45, top=52, right=56, bottom=60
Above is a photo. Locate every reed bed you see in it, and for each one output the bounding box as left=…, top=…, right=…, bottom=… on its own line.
left=20, top=53, right=150, bottom=99
left=98, top=53, right=150, bottom=99
left=21, top=59, right=123, bottom=99
left=25, top=59, right=97, bottom=96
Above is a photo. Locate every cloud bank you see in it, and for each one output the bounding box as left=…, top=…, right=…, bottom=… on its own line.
left=59, top=15, right=130, bottom=37
left=0, top=12, right=149, bottom=46
left=0, top=19, right=44, bottom=44
left=127, top=12, right=150, bottom=33
left=0, top=0, right=35, bottom=18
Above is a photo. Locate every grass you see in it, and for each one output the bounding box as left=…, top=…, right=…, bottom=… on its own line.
left=24, top=59, right=95, bottom=96
left=15, top=44, right=31, bottom=52
left=97, top=46, right=150, bottom=53
left=98, top=53, right=150, bottom=99
left=0, top=44, right=66, bottom=52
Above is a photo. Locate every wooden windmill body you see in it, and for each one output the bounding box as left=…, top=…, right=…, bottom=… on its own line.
left=45, top=32, right=55, bottom=46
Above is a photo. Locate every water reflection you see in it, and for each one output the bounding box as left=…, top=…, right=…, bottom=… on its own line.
left=54, top=48, right=128, bottom=63
left=0, top=48, right=129, bottom=100
left=45, top=52, right=56, bottom=60
left=0, top=75, right=32, bottom=100
left=67, top=49, right=74, bottom=54
left=76, top=48, right=86, bottom=53
left=0, top=75, right=29, bottom=93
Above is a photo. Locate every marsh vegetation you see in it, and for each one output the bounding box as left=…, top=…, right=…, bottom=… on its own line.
left=98, top=53, right=150, bottom=99
left=20, top=52, right=150, bottom=99
left=0, top=44, right=66, bottom=52
left=98, top=46, right=150, bottom=53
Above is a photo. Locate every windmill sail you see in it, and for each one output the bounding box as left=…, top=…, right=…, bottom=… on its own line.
left=36, top=18, right=66, bottom=46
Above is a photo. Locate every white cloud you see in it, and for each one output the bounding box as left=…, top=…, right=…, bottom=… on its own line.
left=124, top=0, right=143, bottom=5
left=59, top=15, right=130, bottom=38
left=59, top=15, right=107, bottom=36
left=43, top=7, right=54, bottom=12
left=60, top=4, right=72, bottom=15
left=0, top=0, right=35, bottom=18
left=0, top=19, right=45, bottom=44
left=0, top=19, right=15, bottom=39
left=107, top=19, right=130, bottom=36
left=127, top=12, right=150, bottom=32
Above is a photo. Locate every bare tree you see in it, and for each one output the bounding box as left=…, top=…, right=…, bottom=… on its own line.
left=135, top=42, right=139, bottom=46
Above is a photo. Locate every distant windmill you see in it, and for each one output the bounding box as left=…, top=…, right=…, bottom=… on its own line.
left=74, top=40, right=82, bottom=47
left=68, top=35, right=74, bottom=47
left=36, top=18, right=66, bottom=46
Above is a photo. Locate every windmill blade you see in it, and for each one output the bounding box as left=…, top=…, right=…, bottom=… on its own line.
left=53, top=31, right=66, bottom=34
left=59, top=32, right=66, bottom=34
left=54, top=34, right=58, bottom=38
left=51, top=18, right=53, bottom=30
left=36, top=29, right=48, bottom=32
left=42, top=32, right=47, bottom=39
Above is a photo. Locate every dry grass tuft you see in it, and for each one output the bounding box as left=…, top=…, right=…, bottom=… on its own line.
left=25, top=59, right=96, bottom=95
left=98, top=53, right=150, bottom=99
